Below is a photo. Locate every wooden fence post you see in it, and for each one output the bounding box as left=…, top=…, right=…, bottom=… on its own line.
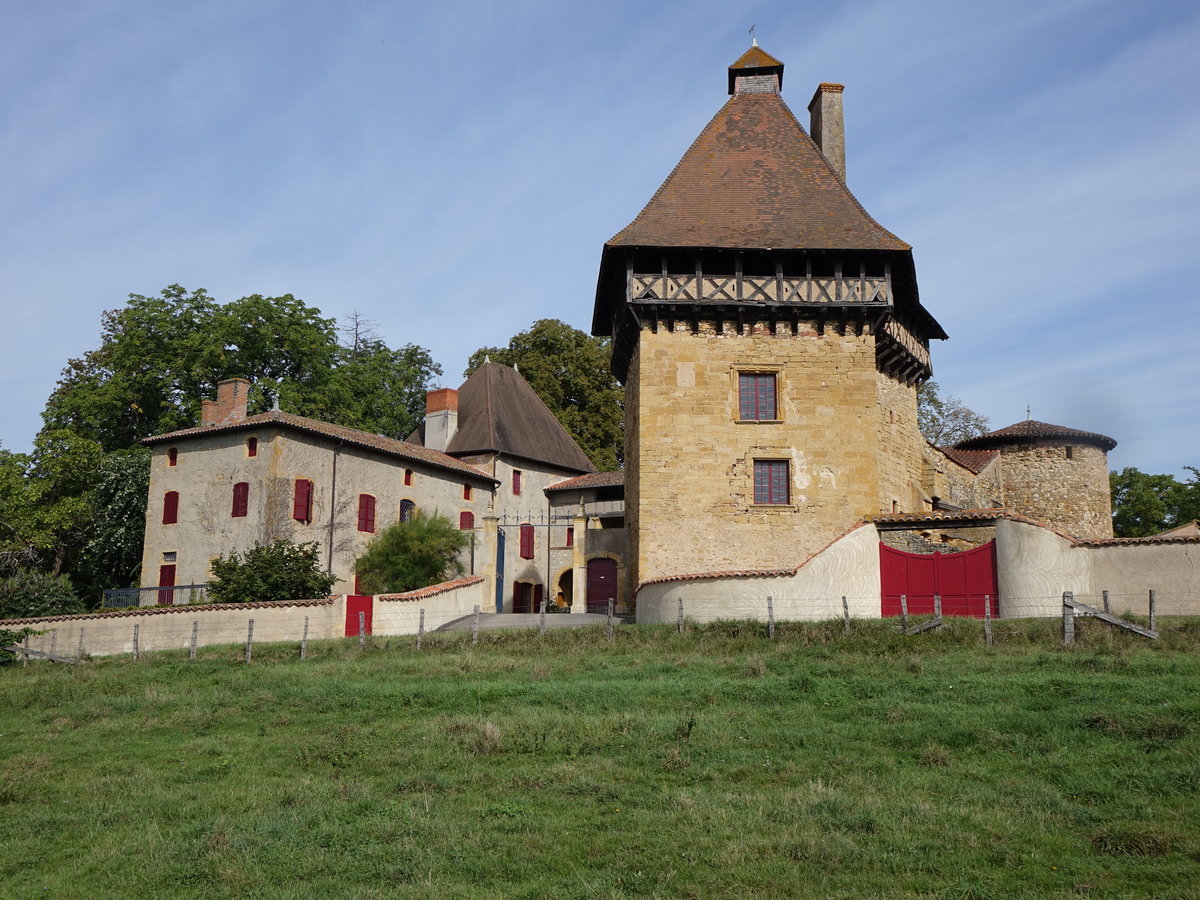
left=900, top=594, right=909, bottom=631
left=767, top=595, right=775, bottom=639
left=22, top=635, right=29, bottom=668
left=472, top=605, right=480, bottom=646
left=934, top=593, right=942, bottom=620
left=300, top=616, right=309, bottom=660
left=983, top=595, right=993, bottom=645
left=842, top=596, right=850, bottom=633
left=358, top=611, right=366, bottom=650
left=540, top=599, right=547, bottom=636
left=132, top=624, right=139, bottom=662
left=245, top=619, right=255, bottom=664
left=1102, top=590, right=1110, bottom=615
left=49, top=631, right=57, bottom=656
left=417, top=609, right=425, bottom=650
left=1062, top=591, right=1075, bottom=645
left=76, top=627, right=85, bottom=661
left=189, top=621, right=198, bottom=660
left=677, top=598, right=685, bottom=634
left=1149, top=589, right=1156, bottom=632
left=607, top=598, right=614, bottom=642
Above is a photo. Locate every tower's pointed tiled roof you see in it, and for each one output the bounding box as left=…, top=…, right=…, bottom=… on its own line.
left=432, top=363, right=596, bottom=474
left=955, top=419, right=1117, bottom=452
left=606, top=45, right=908, bottom=252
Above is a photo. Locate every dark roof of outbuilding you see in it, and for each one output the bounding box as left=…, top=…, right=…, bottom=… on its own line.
left=411, top=363, right=596, bottom=475
left=144, top=410, right=498, bottom=483
left=954, top=419, right=1117, bottom=452
left=939, top=446, right=999, bottom=474
left=605, top=88, right=909, bottom=252
left=545, top=471, right=625, bottom=493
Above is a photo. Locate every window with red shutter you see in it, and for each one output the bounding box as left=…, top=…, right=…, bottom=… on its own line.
left=232, top=482, right=249, bottom=517
left=463, top=484, right=471, bottom=501
left=293, top=479, right=313, bottom=523
left=162, top=491, right=179, bottom=525
left=566, top=526, right=574, bottom=548
left=247, top=437, right=258, bottom=458
left=404, top=469, right=413, bottom=486
left=534, top=583, right=544, bottom=613
left=357, top=494, right=376, bottom=533
left=519, top=523, right=534, bottom=559
left=167, top=448, right=178, bottom=467
left=459, top=511, right=475, bottom=530
left=512, top=470, right=522, bottom=496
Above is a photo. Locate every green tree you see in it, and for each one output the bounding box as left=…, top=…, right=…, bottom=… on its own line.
left=0, top=570, right=85, bottom=620
left=918, top=380, right=990, bottom=446
left=75, top=448, right=151, bottom=598
left=355, top=510, right=471, bottom=594
left=1110, top=467, right=1200, bottom=537
left=208, top=540, right=337, bottom=604
left=466, top=319, right=623, bottom=470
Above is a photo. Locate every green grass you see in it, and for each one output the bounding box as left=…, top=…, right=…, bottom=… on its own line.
left=3, top=618, right=1199, bottom=898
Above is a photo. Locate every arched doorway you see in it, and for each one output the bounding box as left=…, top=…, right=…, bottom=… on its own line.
left=586, top=558, right=617, bottom=615
left=556, top=570, right=573, bottom=610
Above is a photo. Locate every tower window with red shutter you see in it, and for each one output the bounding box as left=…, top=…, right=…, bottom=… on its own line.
left=357, top=494, right=376, bottom=533
left=519, top=523, right=534, bottom=559
left=231, top=482, right=249, bottom=517
left=293, top=479, right=314, bottom=523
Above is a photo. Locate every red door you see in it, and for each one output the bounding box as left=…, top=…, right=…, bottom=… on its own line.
left=345, top=594, right=373, bottom=636
left=157, top=564, right=176, bottom=605
left=880, top=541, right=998, bottom=618
left=586, top=558, right=618, bottom=615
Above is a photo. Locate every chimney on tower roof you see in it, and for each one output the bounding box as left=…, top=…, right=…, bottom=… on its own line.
left=808, top=83, right=846, bottom=182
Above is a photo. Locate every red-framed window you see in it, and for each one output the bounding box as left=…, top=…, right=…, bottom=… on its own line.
left=162, top=491, right=179, bottom=525
left=247, top=437, right=258, bottom=458
left=167, top=447, right=178, bottom=467
left=512, top=470, right=522, bottom=496
left=357, top=494, right=376, bottom=533
left=293, top=479, right=314, bottom=523
left=753, top=460, right=790, bottom=505
left=404, top=469, right=413, bottom=486
left=519, top=523, right=534, bottom=559
left=459, top=511, right=475, bottom=530
left=566, top=526, right=574, bottom=548
left=231, top=482, right=249, bottom=517
left=463, top=483, right=472, bottom=501
left=739, top=372, right=777, bottom=420
left=399, top=499, right=415, bottom=524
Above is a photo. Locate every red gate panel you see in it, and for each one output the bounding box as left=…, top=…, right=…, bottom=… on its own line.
left=345, top=594, right=373, bottom=636
left=881, top=541, right=998, bottom=619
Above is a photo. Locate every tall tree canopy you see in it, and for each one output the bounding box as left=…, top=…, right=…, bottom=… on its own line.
left=466, top=320, right=623, bottom=471
left=917, top=380, right=990, bottom=446
left=1110, top=467, right=1200, bottom=537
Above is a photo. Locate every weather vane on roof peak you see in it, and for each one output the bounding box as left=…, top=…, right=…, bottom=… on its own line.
left=749, top=24, right=757, bottom=46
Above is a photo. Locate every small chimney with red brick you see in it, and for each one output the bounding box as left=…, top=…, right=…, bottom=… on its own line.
left=808, top=83, right=846, bottom=182
left=423, top=388, right=458, bottom=452
left=201, top=378, right=251, bottom=426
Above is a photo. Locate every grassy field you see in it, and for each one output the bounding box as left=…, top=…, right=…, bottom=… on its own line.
left=2, top=617, right=1198, bottom=899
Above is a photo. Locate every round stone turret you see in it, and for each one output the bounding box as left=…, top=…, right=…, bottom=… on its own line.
left=955, top=420, right=1116, bottom=538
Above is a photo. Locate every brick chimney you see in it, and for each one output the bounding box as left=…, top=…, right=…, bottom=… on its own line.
left=808, top=83, right=846, bottom=182
left=201, top=378, right=251, bottom=426
left=423, top=388, right=458, bottom=452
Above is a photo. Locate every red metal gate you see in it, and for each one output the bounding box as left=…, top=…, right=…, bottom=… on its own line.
left=345, top=594, right=373, bottom=636
left=586, top=558, right=617, bottom=615
left=880, top=541, right=998, bottom=619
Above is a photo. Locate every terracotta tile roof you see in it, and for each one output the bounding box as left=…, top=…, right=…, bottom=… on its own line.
left=545, top=471, right=625, bottom=492
left=0, top=596, right=335, bottom=626
left=726, top=44, right=785, bottom=93
left=1072, top=533, right=1200, bottom=548
left=938, top=446, right=999, bottom=474
left=606, top=90, right=910, bottom=252
left=411, top=363, right=595, bottom=475
left=955, top=419, right=1117, bottom=452
left=377, top=576, right=485, bottom=602
left=144, top=410, right=498, bottom=484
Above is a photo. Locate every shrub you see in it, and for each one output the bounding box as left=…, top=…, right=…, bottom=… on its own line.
left=208, top=540, right=337, bottom=604
left=355, top=510, right=470, bottom=594
left=0, top=570, right=85, bottom=620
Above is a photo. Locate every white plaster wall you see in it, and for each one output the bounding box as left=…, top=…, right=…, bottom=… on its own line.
left=374, top=579, right=487, bottom=633
left=1091, top=542, right=1200, bottom=616
left=635, top=524, right=881, bottom=623
left=995, top=519, right=1093, bottom=617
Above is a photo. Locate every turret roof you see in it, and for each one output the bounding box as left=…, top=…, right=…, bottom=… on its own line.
left=954, top=419, right=1117, bottom=452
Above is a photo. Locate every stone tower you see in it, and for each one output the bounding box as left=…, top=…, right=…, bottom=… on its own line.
left=592, top=45, right=947, bottom=589
left=955, top=420, right=1117, bottom=539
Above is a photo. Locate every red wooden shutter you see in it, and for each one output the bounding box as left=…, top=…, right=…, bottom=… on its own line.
left=167, top=448, right=178, bottom=466
left=162, top=491, right=179, bottom=525
left=231, top=482, right=249, bottom=517
left=512, top=470, right=522, bottom=495
left=459, top=511, right=474, bottom=530
left=534, top=583, right=544, bottom=613
left=566, top=527, right=574, bottom=548
left=404, top=469, right=413, bottom=486
left=512, top=580, right=522, bottom=613
left=247, top=437, right=258, bottom=458
left=357, top=494, right=376, bottom=533
left=463, top=484, right=472, bottom=500
left=293, top=479, right=313, bottom=522
left=520, top=523, right=534, bottom=559
left=157, top=564, right=177, bottom=605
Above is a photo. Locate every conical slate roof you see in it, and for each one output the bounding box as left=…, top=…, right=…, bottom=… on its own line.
left=413, top=363, right=596, bottom=474
left=954, top=419, right=1117, bottom=452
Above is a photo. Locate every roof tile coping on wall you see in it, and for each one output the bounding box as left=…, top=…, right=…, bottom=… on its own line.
left=545, top=471, right=625, bottom=493
left=0, top=596, right=336, bottom=627
left=377, top=576, right=485, bottom=603
left=143, top=410, right=498, bottom=485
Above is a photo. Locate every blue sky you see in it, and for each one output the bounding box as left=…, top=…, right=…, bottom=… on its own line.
left=2, top=0, right=1197, bottom=476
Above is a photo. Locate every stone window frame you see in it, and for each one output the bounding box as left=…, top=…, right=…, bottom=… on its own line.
left=751, top=458, right=792, bottom=507
left=731, top=363, right=785, bottom=424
